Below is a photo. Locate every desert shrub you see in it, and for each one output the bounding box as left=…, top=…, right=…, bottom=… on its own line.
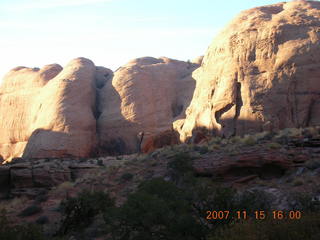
left=292, top=178, right=304, bottom=186
left=262, top=131, right=277, bottom=141
left=273, top=128, right=303, bottom=144
left=235, top=189, right=272, bottom=214
left=302, top=127, right=320, bottom=138
left=105, top=177, right=275, bottom=239
left=198, top=145, right=209, bottom=154
left=97, top=159, right=104, bottom=166
left=208, top=137, right=222, bottom=145
left=57, top=190, right=114, bottom=235
left=241, top=135, right=256, bottom=146
left=229, top=136, right=241, bottom=144
left=0, top=210, right=45, bottom=240
left=167, top=152, right=194, bottom=174
left=203, top=186, right=238, bottom=211
left=19, top=205, right=42, bottom=217
left=305, top=159, right=320, bottom=170
left=288, top=192, right=320, bottom=212
left=192, top=186, right=273, bottom=229
left=52, top=182, right=74, bottom=198
left=208, top=143, right=221, bottom=151
left=120, top=172, right=134, bottom=181
left=191, top=185, right=238, bottom=230
left=104, top=178, right=207, bottom=240
left=283, top=128, right=302, bottom=137
left=34, top=194, right=49, bottom=203
left=35, top=215, right=49, bottom=225
left=267, top=142, right=282, bottom=149
left=254, top=131, right=276, bottom=142
left=167, top=152, right=195, bottom=186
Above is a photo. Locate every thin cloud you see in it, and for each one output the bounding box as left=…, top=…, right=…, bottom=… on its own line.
left=6, top=0, right=116, bottom=11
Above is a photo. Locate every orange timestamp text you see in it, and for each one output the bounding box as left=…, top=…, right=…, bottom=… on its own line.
left=206, top=210, right=302, bottom=220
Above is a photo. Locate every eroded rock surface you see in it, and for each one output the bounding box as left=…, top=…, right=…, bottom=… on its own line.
left=179, top=0, right=320, bottom=141
left=0, top=58, right=97, bottom=162
left=98, top=57, right=199, bottom=154
left=1, top=1, right=320, bottom=161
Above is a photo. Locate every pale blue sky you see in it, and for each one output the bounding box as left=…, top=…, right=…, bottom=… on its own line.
left=0, top=0, right=286, bottom=80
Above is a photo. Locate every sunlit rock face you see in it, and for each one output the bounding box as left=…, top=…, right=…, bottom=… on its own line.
left=2, top=1, right=320, bottom=161
left=0, top=58, right=97, bottom=162
left=179, top=0, right=320, bottom=141
left=98, top=57, right=199, bottom=154
left=0, top=56, right=197, bottom=161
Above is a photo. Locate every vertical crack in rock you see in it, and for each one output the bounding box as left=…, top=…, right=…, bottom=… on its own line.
left=8, top=168, right=12, bottom=195
left=306, top=99, right=315, bottom=127
left=31, top=162, right=35, bottom=187
left=171, top=101, right=184, bottom=118
left=293, top=80, right=299, bottom=127
left=210, top=89, right=215, bottom=98
left=214, top=103, right=234, bottom=130
left=287, top=78, right=296, bottom=127
left=93, top=90, right=102, bottom=121
left=233, top=82, right=243, bottom=135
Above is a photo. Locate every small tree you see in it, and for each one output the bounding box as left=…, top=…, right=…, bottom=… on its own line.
left=57, top=191, right=114, bottom=236
left=104, top=178, right=207, bottom=240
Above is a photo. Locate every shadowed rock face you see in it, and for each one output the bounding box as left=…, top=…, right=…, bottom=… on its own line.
left=0, top=58, right=98, bottom=162
left=179, top=0, right=320, bottom=141
left=142, top=129, right=180, bottom=154
left=98, top=57, right=198, bottom=154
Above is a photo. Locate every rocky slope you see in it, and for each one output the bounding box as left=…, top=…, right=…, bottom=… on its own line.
left=178, top=0, right=320, bottom=141
left=0, top=127, right=319, bottom=239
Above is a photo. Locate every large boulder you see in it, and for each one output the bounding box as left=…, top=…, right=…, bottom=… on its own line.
left=179, top=0, right=320, bottom=141
left=0, top=58, right=98, bottom=162
left=98, top=57, right=199, bottom=154
left=142, top=129, right=180, bottom=154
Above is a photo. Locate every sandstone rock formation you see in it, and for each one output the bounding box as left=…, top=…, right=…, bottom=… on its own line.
left=0, top=157, right=101, bottom=197
left=142, top=129, right=180, bottom=153
left=2, top=1, right=320, bottom=161
left=98, top=57, right=199, bottom=154
left=0, top=58, right=98, bottom=162
left=0, top=56, right=197, bottom=161
left=179, top=0, right=320, bottom=141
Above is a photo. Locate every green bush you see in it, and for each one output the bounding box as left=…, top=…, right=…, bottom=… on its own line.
left=0, top=210, right=45, bottom=240
left=57, top=190, right=114, bottom=235
left=267, top=142, right=282, bottom=149
left=235, top=189, right=272, bottom=214
left=167, top=152, right=194, bottom=183
left=306, top=159, right=320, bottom=170
left=35, top=215, right=49, bottom=225
left=18, top=205, right=42, bottom=217
left=120, top=172, right=134, bottom=181
left=198, top=145, right=209, bottom=154
left=34, top=194, right=49, bottom=203
left=104, top=178, right=207, bottom=240
left=288, top=192, right=320, bottom=212
left=241, top=135, right=256, bottom=146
